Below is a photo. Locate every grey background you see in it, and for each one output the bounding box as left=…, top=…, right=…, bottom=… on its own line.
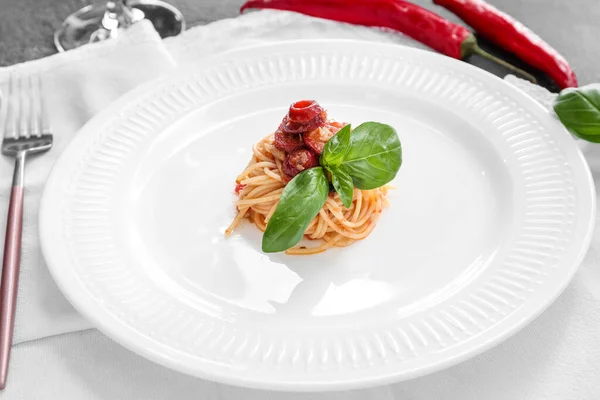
left=0, top=0, right=598, bottom=89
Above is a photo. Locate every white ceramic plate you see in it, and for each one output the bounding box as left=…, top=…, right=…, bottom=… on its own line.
left=40, top=40, right=595, bottom=390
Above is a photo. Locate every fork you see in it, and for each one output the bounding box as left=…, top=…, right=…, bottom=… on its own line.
left=0, top=73, right=52, bottom=389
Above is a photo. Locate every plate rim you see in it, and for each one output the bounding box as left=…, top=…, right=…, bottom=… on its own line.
left=39, top=39, right=596, bottom=391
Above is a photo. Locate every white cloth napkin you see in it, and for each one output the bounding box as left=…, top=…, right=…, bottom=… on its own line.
left=0, top=20, right=177, bottom=343
left=1, top=9, right=599, bottom=400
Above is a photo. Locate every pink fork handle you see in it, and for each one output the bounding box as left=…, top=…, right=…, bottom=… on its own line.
left=0, top=186, right=24, bottom=389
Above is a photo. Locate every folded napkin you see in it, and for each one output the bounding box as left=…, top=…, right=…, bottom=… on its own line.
left=1, top=10, right=599, bottom=400
left=0, top=20, right=176, bottom=343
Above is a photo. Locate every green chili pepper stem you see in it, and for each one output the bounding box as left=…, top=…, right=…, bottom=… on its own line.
left=461, top=34, right=537, bottom=84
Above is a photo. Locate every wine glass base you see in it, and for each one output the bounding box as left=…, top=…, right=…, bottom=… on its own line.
left=54, top=0, right=186, bottom=52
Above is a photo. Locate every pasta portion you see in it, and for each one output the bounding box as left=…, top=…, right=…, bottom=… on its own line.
left=226, top=134, right=390, bottom=255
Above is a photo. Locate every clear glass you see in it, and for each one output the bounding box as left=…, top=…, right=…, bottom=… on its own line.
left=54, top=0, right=185, bottom=52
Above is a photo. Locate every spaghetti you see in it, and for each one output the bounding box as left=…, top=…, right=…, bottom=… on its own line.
left=225, top=133, right=391, bottom=255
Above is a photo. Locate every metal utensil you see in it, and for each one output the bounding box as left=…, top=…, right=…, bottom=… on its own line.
left=0, top=73, right=53, bottom=389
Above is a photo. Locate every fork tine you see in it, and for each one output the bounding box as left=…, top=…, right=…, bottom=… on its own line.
left=18, top=75, right=29, bottom=138
left=0, top=78, right=4, bottom=138
left=0, top=78, right=5, bottom=138
left=39, top=76, right=50, bottom=135
left=2, top=73, right=16, bottom=139
left=30, top=75, right=42, bottom=137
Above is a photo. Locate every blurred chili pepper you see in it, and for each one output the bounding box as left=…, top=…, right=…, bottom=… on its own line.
left=433, top=0, right=577, bottom=89
left=241, top=0, right=537, bottom=82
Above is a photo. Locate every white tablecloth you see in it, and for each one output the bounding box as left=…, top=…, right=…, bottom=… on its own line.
left=1, top=9, right=599, bottom=400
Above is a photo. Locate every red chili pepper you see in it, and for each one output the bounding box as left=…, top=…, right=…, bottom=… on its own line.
left=274, top=129, right=305, bottom=152
left=240, top=0, right=536, bottom=82
left=287, top=100, right=324, bottom=122
left=433, top=0, right=577, bottom=89
left=280, top=100, right=327, bottom=133
left=283, top=148, right=320, bottom=178
left=235, top=183, right=246, bottom=194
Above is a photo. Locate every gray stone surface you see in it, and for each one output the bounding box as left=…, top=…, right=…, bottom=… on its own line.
left=0, top=0, right=598, bottom=87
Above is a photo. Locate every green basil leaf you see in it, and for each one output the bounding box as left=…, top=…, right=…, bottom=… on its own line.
left=323, top=122, right=401, bottom=190
left=262, top=167, right=329, bottom=253
left=321, top=124, right=351, bottom=166
left=554, top=84, right=600, bottom=142
left=330, top=167, right=354, bottom=208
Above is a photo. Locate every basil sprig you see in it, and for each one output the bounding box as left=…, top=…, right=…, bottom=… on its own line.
left=330, top=167, right=354, bottom=208
left=554, top=84, right=600, bottom=142
left=321, top=122, right=402, bottom=190
left=261, top=122, right=402, bottom=253
left=262, top=167, right=329, bottom=253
